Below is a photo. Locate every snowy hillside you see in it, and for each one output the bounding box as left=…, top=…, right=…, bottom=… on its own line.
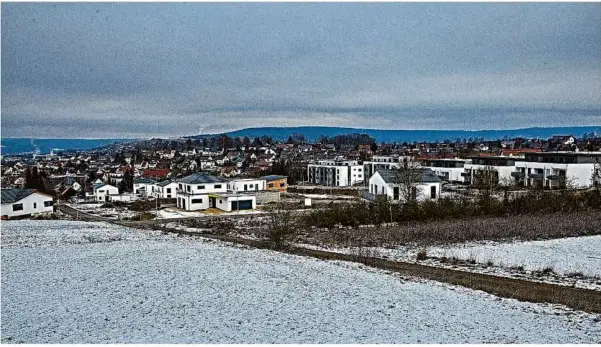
left=2, top=220, right=600, bottom=343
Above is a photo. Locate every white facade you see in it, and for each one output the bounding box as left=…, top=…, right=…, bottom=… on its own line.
left=175, top=176, right=228, bottom=211
left=513, top=162, right=597, bottom=188
left=214, top=194, right=256, bottom=212
left=227, top=179, right=266, bottom=192
left=421, top=159, right=468, bottom=183
left=177, top=194, right=210, bottom=211
left=1, top=191, right=54, bottom=219
left=133, top=181, right=158, bottom=197
left=157, top=182, right=179, bottom=199
left=513, top=152, right=601, bottom=189
left=94, top=184, right=120, bottom=202
left=463, top=163, right=516, bottom=186
left=307, top=161, right=364, bottom=187
left=368, top=171, right=441, bottom=202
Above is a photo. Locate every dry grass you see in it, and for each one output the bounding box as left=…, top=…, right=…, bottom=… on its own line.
left=298, top=211, right=601, bottom=248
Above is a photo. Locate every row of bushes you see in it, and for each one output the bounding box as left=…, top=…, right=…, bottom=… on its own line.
left=303, top=188, right=601, bottom=228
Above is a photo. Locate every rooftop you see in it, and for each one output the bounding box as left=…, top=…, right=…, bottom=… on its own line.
left=133, top=178, right=156, bottom=184
left=376, top=168, right=442, bottom=184
left=262, top=175, right=288, bottom=181
left=177, top=173, right=229, bottom=184
left=1, top=188, right=37, bottom=204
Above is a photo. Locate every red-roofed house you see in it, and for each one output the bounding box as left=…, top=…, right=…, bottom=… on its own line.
left=142, top=169, right=170, bottom=179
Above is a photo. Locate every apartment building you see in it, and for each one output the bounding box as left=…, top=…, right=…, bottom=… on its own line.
left=513, top=152, right=601, bottom=189
left=307, top=160, right=364, bottom=187
left=420, top=158, right=468, bottom=183
left=463, top=156, right=522, bottom=186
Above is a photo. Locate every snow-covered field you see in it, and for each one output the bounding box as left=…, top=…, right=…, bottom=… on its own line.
left=66, top=203, right=138, bottom=220
left=300, top=235, right=601, bottom=290
left=2, top=220, right=601, bottom=343
left=428, top=235, right=601, bottom=277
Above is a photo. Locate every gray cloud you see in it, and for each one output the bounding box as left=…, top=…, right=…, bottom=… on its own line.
left=2, top=3, right=600, bottom=138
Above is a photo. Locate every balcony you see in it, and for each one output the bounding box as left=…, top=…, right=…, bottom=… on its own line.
left=511, top=172, right=525, bottom=178
left=528, top=173, right=544, bottom=180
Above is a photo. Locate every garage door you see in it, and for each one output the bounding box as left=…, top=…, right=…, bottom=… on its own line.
left=232, top=200, right=252, bottom=210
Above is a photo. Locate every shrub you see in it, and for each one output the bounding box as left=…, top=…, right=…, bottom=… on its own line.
left=265, top=202, right=297, bottom=249
left=416, top=248, right=428, bottom=261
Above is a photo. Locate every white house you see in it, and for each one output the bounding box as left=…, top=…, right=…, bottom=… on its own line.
left=363, top=155, right=413, bottom=184
left=1, top=189, right=55, bottom=219
left=93, top=183, right=120, bottom=202
left=156, top=179, right=179, bottom=199
left=366, top=169, right=442, bottom=202
left=227, top=178, right=266, bottom=192
left=512, top=152, right=601, bottom=189
left=133, top=178, right=158, bottom=197
left=307, top=160, right=364, bottom=187
left=176, top=173, right=257, bottom=212
left=175, top=173, right=227, bottom=211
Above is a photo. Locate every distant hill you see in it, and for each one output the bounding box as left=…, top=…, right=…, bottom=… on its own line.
left=0, top=138, right=135, bottom=155
left=193, top=126, right=600, bottom=143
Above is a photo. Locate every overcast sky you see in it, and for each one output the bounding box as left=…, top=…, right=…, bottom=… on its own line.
left=2, top=2, right=600, bottom=138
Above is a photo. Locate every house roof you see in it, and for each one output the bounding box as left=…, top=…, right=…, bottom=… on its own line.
left=262, top=175, right=287, bottom=181
left=1, top=188, right=36, bottom=204
left=155, top=179, right=177, bottom=187
left=177, top=173, right=229, bottom=184
left=143, top=169, right=170, bottom=177
left=134, top=178, right=156, bottom=184
left=376, top=169, right=441, bottom=184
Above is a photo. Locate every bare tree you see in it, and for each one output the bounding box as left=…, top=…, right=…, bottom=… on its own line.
left=264, top=202, right=298, bottom=249
left=473, top=165, right=499, bottom=196
left=592, top=158, right=601, bottom=189
left=393, top=160, right=423, bottom=203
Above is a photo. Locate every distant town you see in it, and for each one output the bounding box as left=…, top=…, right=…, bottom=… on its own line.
left=1, top=130, right=600, bottom=220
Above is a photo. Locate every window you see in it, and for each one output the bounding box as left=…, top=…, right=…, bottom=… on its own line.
left=166, top=188, right=171, bottom=193
left=33, top=202, right=37, bottom=209
left=219, top=199, right=223, bottom=204
left=197, top=185, right=205, bottom=190
left=249, top=184, right=254, bottom=188
left=44, top=201, right=54, bottom=207
left=430, top=186, right=437, bottom=199
left=214, top=184, right=222, bottom=189
left=98, top=190, right=104, bottom=193
left=280, top=183, right=285, bottom=187
left=12, top=203, right=23, bottom=211
left=268, top=183, right=274, bottom=188
left=187, top=186, right=190, bottom=192
left=179, top=184, right=182, bottom=190
left=191, top=198, right=203, bottom=204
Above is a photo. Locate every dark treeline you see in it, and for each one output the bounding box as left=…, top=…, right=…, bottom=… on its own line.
left=24, top=166, right=48, bottom=193
left=317, top=133, right=376, bottom=148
